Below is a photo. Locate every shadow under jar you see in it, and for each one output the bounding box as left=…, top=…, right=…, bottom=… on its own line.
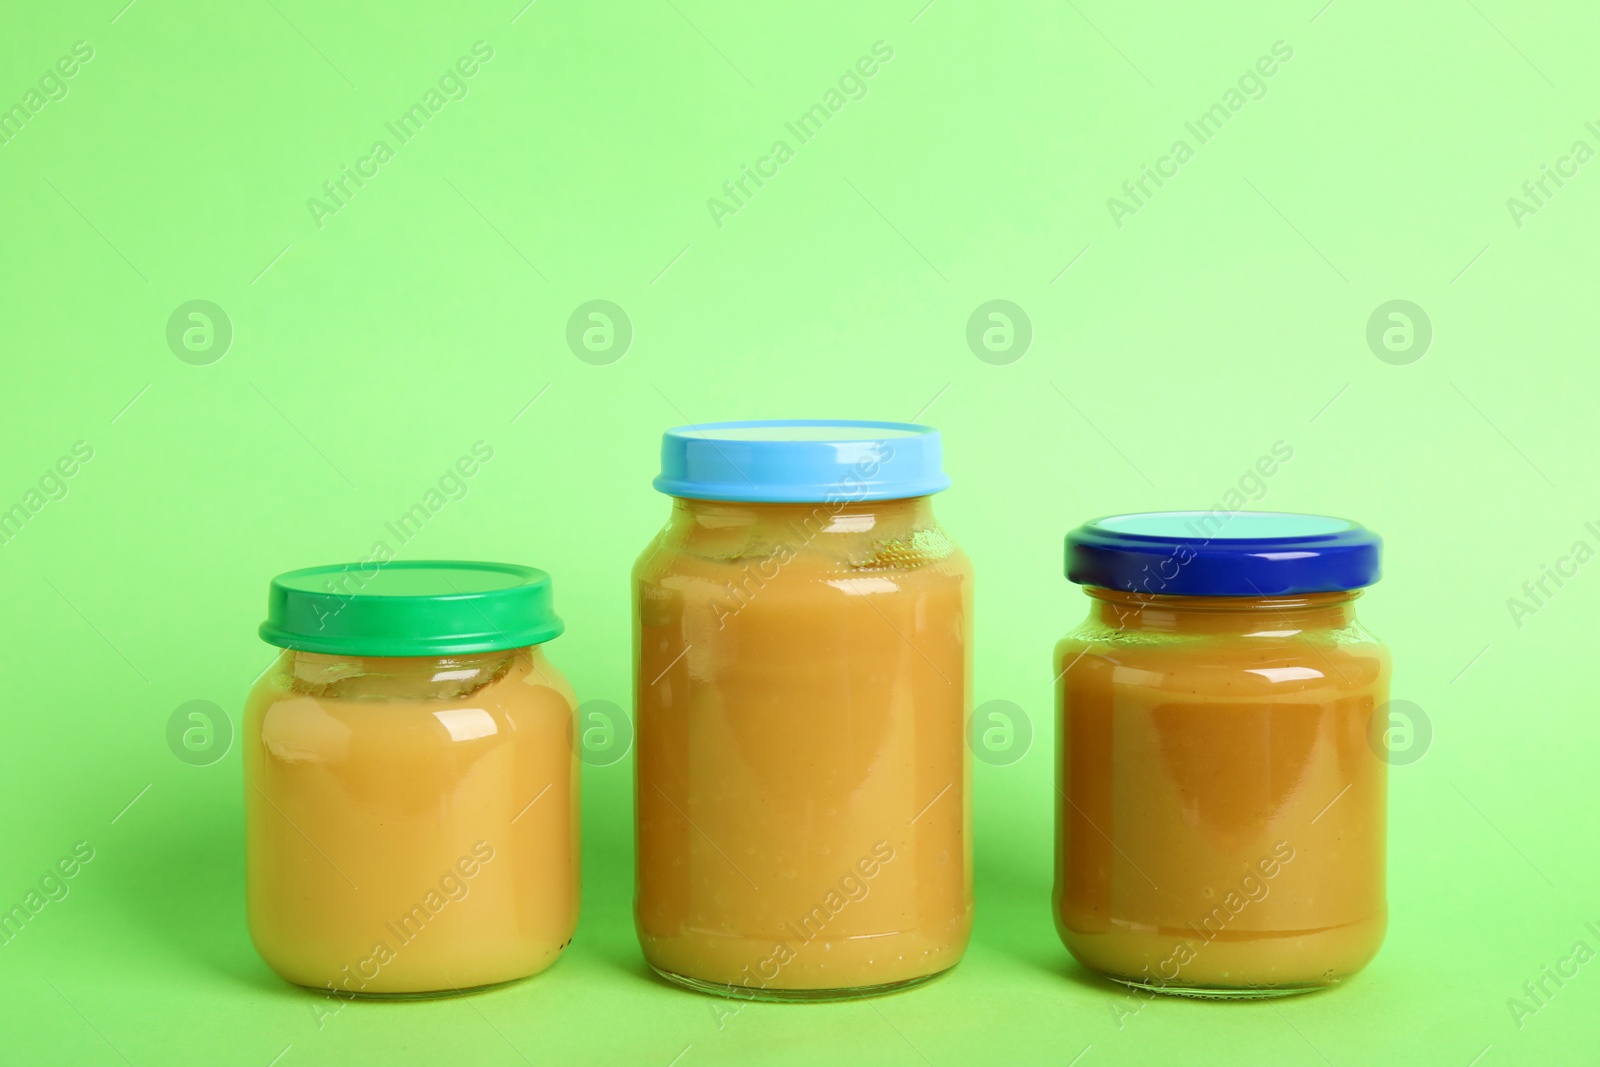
left=633, top=420, right=974, bottom=1001
left=244, top=561, right=579, bottom=998
left=1054, top=512, right=1389, bottom=998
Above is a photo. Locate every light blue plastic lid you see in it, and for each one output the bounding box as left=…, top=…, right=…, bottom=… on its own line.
left=653, top=419, right=951, bottom=503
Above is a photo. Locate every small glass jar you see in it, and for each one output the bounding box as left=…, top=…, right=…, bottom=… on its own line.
left=244, top=560, right=578, bottom=997
left=633, top=420, right=973, bottom=1000
left=1053, top=513, right=1388, bottom=997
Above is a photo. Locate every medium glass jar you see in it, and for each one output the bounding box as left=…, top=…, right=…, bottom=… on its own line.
left=244, top=560, right=579, bottom=997
left=1053, top=513, right=1388, bottom=997
left=633, top=420, right=974, bottom=1000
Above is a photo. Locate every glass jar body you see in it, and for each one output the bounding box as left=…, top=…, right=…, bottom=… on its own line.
left=1053, top=589, right=1388, bottom=997
left=244, top=646, right=579, bottom=996
left=633, top=495, right=974, bottom=1000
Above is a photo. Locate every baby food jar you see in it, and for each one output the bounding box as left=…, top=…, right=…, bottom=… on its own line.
left=1053, top=513, right=1388, bottom=997
left=244, top=561, right=579, bottom=997
left=633, top=420, right=973, bottom=1001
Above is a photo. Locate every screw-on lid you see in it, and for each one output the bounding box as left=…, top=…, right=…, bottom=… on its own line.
left=259, top=560, right=564, bottom=656
left=1065, top=512, right=1382, bottom=597
left=652, top=419, right=950, bottom=502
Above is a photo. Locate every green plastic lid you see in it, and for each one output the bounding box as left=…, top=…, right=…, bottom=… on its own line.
left=259, top=560, right=563, bottom=656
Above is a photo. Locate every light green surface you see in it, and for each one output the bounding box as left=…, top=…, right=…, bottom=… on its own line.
left=2, top=1, right=1597, bottom=1063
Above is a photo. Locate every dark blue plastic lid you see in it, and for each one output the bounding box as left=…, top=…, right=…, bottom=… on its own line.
left=1065, top=512, right=1382, bottom=597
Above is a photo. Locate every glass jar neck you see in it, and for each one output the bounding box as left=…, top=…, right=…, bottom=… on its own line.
left=1085, top=587, right=1361, bottom=635
left=278, top=646, right=534, bottom=700
left=671, top=495, right=937, bottom=538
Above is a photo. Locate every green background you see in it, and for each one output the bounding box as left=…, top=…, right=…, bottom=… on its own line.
left=2, top=0, right=1597, bottom=1062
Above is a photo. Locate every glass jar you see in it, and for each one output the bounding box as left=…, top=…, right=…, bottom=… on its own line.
left=1053, top=513, right=1388, bottom=997
left=633, top=420, right=973, bottom=1000
left=244, top=560, right=578, bottom=997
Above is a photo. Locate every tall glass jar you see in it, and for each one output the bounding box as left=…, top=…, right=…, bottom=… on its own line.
left=633, top=420, right=973, bottom=1000
left=244, top=560, right=578, bottom=997
left=1054, top=513, right=1388, bottom=997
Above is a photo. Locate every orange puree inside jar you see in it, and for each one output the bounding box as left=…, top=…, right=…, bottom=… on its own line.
left=1055, top=588, right=1388, bottom=995
left=635, top=492, right=973, bottom=999
left=246, top=648, right=579, bottom=995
